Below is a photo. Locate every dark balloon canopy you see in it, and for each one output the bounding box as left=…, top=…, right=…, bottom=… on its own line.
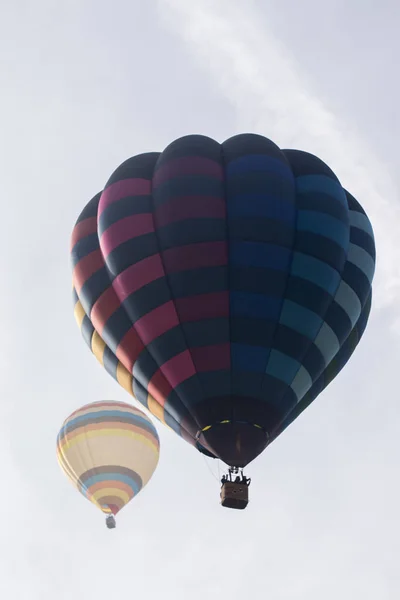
left=71, top=133, right=375, bottom=468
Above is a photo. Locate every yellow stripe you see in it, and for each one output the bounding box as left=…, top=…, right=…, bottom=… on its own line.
left=74, top=301, right=86, bottom=329
left=147, top=395, right=166, bottom=424
left=116, top=362, right=134, bottom=396
left=58, top=428, right=159, bottom=454
left=101, top=506, right=113, bottom=514
left=200, top=421, right=264, bottom=431
left=57, top=454, right=80, bottom=491
left=91, top=331, right=106, bottom=365
left=147, top=395, right=176, bottom=432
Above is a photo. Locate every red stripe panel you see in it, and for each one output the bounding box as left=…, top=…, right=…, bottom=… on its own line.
left=100, top=213, right=154, bottom=257
left=153, top=156, right=223, bottom=188
left=155, top=195, right=226, bottom=228
left=92, top=255, right=165, bottom=334
left=70, top=217, right=98, bottom=251
left=134, top=301, right=179, bottom=345
left=108, top=504, right=120, bottom=516
left=98, top=179, right=151, bottom=216
left=163, top=241, right=228, bottom=273
left=112, top=254, right=165, bottom=302
left=147, top=370, right=173, bottom=406
left=190, top=343, right=231, bottom=372
left=175, top=291, right=229, bottom=322
left=115, top=326, right=145, bottom=373
left=73, top=250, right=105, bottom=294
left=159, top=349, right=196, bottom=389
left=91, top=286, right=120, bottom=334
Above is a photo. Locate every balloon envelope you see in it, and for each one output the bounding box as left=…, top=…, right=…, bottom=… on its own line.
left=57, top=401, right=160, bottom=515
left=71, top=133, right=375, bottom=467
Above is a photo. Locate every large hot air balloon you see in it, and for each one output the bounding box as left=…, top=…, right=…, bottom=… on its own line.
left=71, top=134, right=375, bottom=509
left=56, top=401, right=160, bottom=527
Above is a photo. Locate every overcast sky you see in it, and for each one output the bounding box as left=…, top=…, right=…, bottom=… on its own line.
left=0, top=1, right=399, bottom=598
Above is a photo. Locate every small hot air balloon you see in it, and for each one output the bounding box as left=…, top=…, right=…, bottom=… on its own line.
left=56, top=401, right=160, bottom=528
left=71, top=133, right=375, bottom=509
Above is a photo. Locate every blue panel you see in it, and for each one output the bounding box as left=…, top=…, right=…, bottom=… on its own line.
left=81, top=315, right=95, bottom=349
left=231, top=371, right=265, bottom=401
left=230, top=241, right=292, bottom=270
left=153, top=175, right=223, bottom=204
left=164, top=410, right=185, bottom=436
left=279, top=300, right=323, bottom=340
left=342, top=262, right=370, bottom=305
left=349, top=211, right=375, bottom=239
left=103, top=346, right=119, bottom=380
left=228, top=193, right=295, bottom=222
left=101, top=307, right=132, bottom=355
left=314, top=322, right=340, bottom=365
left=132, top=377, right=150, bottom=409
left=232, top=343, right=268, bottom=372
left=67, top=409, right=152, bottom=431
left=230, top=292, right=282, bottom=320
left=333, top=281, right=361, bottom=326
left=81, top=473, right=141, bottom=495
left=197, top=371, right=231, bottom=398
left=79, top=268, right=110, bottom=315
left=350, top=227, right=375, bottom=259
left=290, top=365, right=313, bottom=400
left=71, top=234, right=99, bottom=267
left=323, top=301, right=352, bottom=345
left=297, top=211, right=349, bottom=249
left=291, top=252, right=341, bottom=295
left=347, top=244, right=375, bottom=283
left=296, top=175, right=347, bottom=206
left=266, top=350, right=302, bottom=385
left=227, top=154, right=293, bottom=179
left=133, top=349, right=158, bottom=389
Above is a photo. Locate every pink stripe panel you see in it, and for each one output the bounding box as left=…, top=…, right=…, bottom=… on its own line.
left=134, top=301, right=179, bottom=345
left=100, top=213, right=154, bottom=257
left=115, top=326, right=145, bottom=373
left=190, top=343, right=231, bottom=372
left=159, top=350, right=196, bottom=389
left=70, top=217, right=97, bottom=251
left=98, top=179, right=151, bottom=216
left=153, top=156, right=223, bottom=188
left=147, top=370, right=173, bottom=406
left=73, top=250, right=105, bottom=294
left=112, top=254, right=164, bottom=302
left=155, top=195, right=226, bottom=228
left=175, top=292, right=229, bottom=322
left=163, top=241, right=228, bottom=273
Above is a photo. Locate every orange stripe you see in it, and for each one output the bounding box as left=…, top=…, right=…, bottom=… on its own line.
left=91, top=286, right=120, bottom=335
left=73, top=250, right=104, bottom=295
left=115, top=326, right=145, bottom=372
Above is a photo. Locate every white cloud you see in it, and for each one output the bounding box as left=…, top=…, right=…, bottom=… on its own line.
left=158, top=0, right=400, bottom=311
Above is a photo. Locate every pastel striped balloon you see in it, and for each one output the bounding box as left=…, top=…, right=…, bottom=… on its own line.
left=57, top=401, right=160, bottom=520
